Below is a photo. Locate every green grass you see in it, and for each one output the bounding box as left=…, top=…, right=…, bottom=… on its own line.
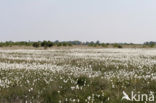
left=0, top=69, right=156, bottom=103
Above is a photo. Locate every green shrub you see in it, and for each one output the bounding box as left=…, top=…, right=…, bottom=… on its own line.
left=117, top=45, right=123, bottom=48
left=113, top=44, right=123, bottom=48
left=32, top=42, right=40, bottom=48
left=101, top=43, right=108, bottom=47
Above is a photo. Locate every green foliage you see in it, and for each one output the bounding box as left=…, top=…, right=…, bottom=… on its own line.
left=117, top=45, right=123, bottom=48
left=32, top=42, right=40, bottom=48
left=144, top=41, right=155, bottom=48
left=0, top=43, right=3, bottom=47
left=1, top=49, right=156, bottom=102
left=113, top=44, right=123, bottom=48
left=62, top=42, right=67, bottom=46
left=41, top=41, right=54, bottom=48
left=68, top=43, right=72, bottom=46
left=56, top=43, right=62, bottom=47
left=1, top=40, right=156, bottom=48
left=101, top=43, right=108, bottom=47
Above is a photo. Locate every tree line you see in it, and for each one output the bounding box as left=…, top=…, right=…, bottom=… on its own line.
left=0, top=41, right=81, bottom=47
left=0, top=40, right=155, bottom=48
left=143, top=41, right=156, bottom=47
left=0, top=40, right=120, bottom=48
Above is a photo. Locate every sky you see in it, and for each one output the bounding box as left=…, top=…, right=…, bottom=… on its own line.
left=0, top=0, right=156, bottom=43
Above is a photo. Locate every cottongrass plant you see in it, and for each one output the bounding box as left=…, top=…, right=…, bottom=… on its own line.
left=0, top=48, right=156, bottom=103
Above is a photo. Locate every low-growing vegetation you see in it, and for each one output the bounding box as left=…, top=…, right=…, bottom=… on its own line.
left=0, top=48, right=156, bottom=103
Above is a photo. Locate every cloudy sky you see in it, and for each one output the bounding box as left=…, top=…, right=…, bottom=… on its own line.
left=0, top=0, right=156, bottom=43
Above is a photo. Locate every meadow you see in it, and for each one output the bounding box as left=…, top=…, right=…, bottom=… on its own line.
left=0, top=48, right=156, bottom=103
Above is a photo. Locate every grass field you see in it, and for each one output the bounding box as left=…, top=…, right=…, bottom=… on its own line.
left=0, top=48, right=156, bottom=103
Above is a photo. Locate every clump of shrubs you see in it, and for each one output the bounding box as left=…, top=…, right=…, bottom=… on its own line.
left=32, top=41, right=73, bottom=48
left=113, top=44, right=123, bottom=48
left=32, top=42, right=40, bottom=48
left=117, top=45, right=123, bottom=48
left=4, top=40, right=156, bottom=48
left=41, top=41, right=54, bottom=48
left=101, top=43, right=108, bottom=47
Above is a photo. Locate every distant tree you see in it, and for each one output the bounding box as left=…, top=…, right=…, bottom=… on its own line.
left=96, top=40, right=100, bottom=45
left=117, top=45, right=123, bottom=48
left=113, top=43, right=123, bottom=48
left=144, top=41, right=155, bottom=48
left=54, top=40, right=59, bottom=43
left=113, top=43, right=118, bottom=48
left=57, top=43, right=62, bottom=47
left=67, top=43, right=72, bottom=46
left=106, top=43, right=110, bottom=45
left=47, top=41, right=54, bottom=47
left=0, top=43, right=3, bottom=47
left=85, top=42, right=89, bottom=45
left=88, top=41, right=95, bottom=47
left=150, top=43, right=155, bottom=47
left=41, top=41, right=47, bottom=47
left=41, top=41, right=54, bottom=48
left=65, top=41, right=79, bottom=45
left=62, top=42, right=67, bottom=46
left=33, top=42, right=40, bottom=48
left=101, top=43, right=107, bottom=47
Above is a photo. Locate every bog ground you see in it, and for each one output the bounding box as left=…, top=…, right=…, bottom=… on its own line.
left=0, top=48, right=156, bottom=103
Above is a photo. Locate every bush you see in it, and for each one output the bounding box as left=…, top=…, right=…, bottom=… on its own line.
left=117, top=45, right=123, bottom=48
left=113, top=44, right=123, bottom=48
left=41, top=41, right=54, bottom=48
left=47, top=41, right=54, bottom=47
left=101, top=43, right=108, bottom=47
left=32, top=42, right=40, bottom=48
left=67, top=43, right=72, bottom=46
left=0, top=43, right=3, bottom=47
left=62, top=42, right=67, bottom=46
left=56, top=43, right=62, bottom=47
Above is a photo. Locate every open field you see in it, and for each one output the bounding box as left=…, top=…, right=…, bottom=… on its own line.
left=0, top=48, right=156, bottom=103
